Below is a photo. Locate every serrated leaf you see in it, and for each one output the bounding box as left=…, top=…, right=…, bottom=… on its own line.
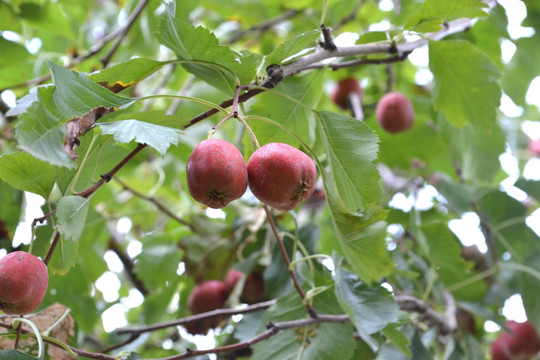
left=158, top=6, right=256, bottom=94
left=14, top=63, right=132, bottom=168
left=265, top=29, right=320, bottom=65
left=134, top=237, right=183, bottom=291
left=97, top=120, right=180, bottom=155
left=334, top=258, right=398, bottom=351
left=406, top=0, right=488, bottom=32
left=88, top=58, right=172, bottom=92
left=56, top=195, right=91, bottom=242
left=429, top=40, right=501, bottom=130
left=317, top=111, right=381, bottom=212
left=48, top=235, right=79, bottom=275
left=252, top=291, right=355, bottom=360
left=0, top=152, right=58, bottom=198
left=410, top=329, right=434, bottom=360
left=327, top=199, right=393, bottom=284
left=248, top=72, right=323, bottom=148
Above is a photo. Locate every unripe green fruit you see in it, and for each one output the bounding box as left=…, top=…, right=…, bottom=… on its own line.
left=0, top=251, right=49, bottom=315
left=186, top=139, right=248, bottom=209
left=375, top=92, right=414, bottom=133
left=247, top=143, right=316, bottom=211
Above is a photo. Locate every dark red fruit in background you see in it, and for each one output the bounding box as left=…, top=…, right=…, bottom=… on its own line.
left=247, top=143, right=316, bottom=211
left=186, top=139, right=248, bottom=209
left=224, top=269, right=266, bottom=304
left=331, top=77, right=363, bottom=110
left=528, top=139, right=540, bottom=157
left=185, top=280, right=229, bottom=335
left=491, top=320, right=540, bottom=360
left=375, top=92, right=414, bottom=133
left=0, top=251, right=49, bottom=315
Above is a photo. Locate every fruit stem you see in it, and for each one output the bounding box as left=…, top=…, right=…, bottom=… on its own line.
left=236, top=114, right=260, bottom=149
left=14, top=318, right=22, bottom=350
left=263, top=205, right=318, bottom=318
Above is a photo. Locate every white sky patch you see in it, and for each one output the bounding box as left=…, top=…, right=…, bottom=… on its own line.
left=525, top=76, right=540, bottom=108
left=1, top=31, right=20, bottom=42
left=127, top=239, right=143, bottom=258
left=378, top=0, right=394, bottom=12
left=499, top=93, right=524, bottom=118
left=121, top=288, right=144, bottom=308
left=1, top=90, right=16, bottom=108
left=177, top=261, right=186, bottom=276
left=102, top=304, right=128, bottom=332
left=117, top=216, right=133, bottom=234
left=497, top=0, right=535, bottom=39
left=369, top=20, right=391, bottom=32
left=500, top=146, right=520, bottom=176
left=12, top=192, right=45, bottom=247
left=333, top=32, right=359, bottom=47
left=500, top=38, right=517, bottom=64
left=389, top=192, right=414, bottom=212
left=526, top=209, right=540, bottom=236
left=502, top=294, right=528, bottom=322
left=104, top=250, right=124, bottom=273
left=408, top=46, right=429, bottom=67
left=523, top=158, right=540, bottom=180
left=25, top=38, right=42, bottom=54
left=448, top=212, right=487, bottom=252
left=485, top=320, right=501, bottom=333
left=522, top=120, right=540, bottom=140
left=95, top=271, right=121, bottom=302
left=206, top=208, right=226, bottom=220
left=415, top=68, right=433, bottom=86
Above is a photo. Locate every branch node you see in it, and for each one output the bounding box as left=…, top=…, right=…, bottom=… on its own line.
left=320, top=24, right=337, bottom=51
left=100, top=174, right=112, bottom=182
left=266, top=321, right=275, bottom=329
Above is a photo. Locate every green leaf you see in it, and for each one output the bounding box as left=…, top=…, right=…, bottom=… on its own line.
left=327, top=201, right=393, bottom=284
left=252, top=291, right=355, bottom=360
left=248, top=72, right=324, bottom=148
left=381, top=324, right=412, bottom=358
left=0, top=152, right=58, bottom=198
left=429, top=40, right=501, bottom=130
left=410, top=329, right=434, bottom=360
left=158, top=7, right=257, bottom=94
left=88, top=58, right=172, bottom=91
left=440, top=116, right=505, bottom=183
left=265, top=29, right=320, bottom=65
left=55, top=195, right=91, bottom=242
left=515, top=178, right=540, bottom=202
left=97, top=120, right=180, bottom=155
left=48, top=234, right=79, bottom=275
left=0, top=350, right=38, bottom=360
left=334, top=259, right=398, bottom=351
left=406, top=0, right=488, bottom=32
left=14, top=63, right=132, bottom=168
left=134, top=237, right=183, bottom=291
left=421, top=222, right=488, bottom=301
left=317, top=111, right=381, bottom=212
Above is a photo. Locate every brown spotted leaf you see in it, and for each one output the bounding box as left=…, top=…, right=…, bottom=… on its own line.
left=63, top=106, right=114, bottom=160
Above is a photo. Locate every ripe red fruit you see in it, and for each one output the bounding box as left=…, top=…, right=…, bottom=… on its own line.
left=224, top=269, right=265, bottom=304
left=185, top=280, right=229, bottom=335
left=491, top=320, right=540, bottom=360
left=528, top=139, right=540, bottom=157
left=331, top=77, right=364, bottom=110
left=0, top=251, right=49, bottom=315
left=375, top=92, right=414, bottom=133
left=247, top=143, right=316, bottom=211
left=186, top=139, right=248, bottom=209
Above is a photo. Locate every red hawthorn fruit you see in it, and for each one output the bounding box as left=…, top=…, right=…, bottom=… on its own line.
left=375, top=92, right=414, bottom=133
left=491, top=320, right=540, bottom=360
left=331, top=77, right=364, bottom=110
left=185, top=280, right=228, bottom=335
left=247, top=143, right=316, bottom=211
left=186, top=139, right=248, bottom=209
left=528, top=139, right=540, bottom=157
left=224, top=269, right=265, bottom=304
left=0, top=251, right=49, bottom=315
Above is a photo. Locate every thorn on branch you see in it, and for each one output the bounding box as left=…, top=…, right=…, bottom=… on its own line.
left=320, top=24, right=337, bottom=51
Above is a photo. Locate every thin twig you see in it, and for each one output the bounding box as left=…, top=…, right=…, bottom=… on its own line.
left=263, top=206, right=318, bottom=318
left=117, top=300, right=276, bottom=336
left=224, top=9, right=301, bottom=44
left=43, top=232, right=60, bottom=266
left=114, top=176, right=195, bottom=231
left=108, top=235, right=149, bottom=296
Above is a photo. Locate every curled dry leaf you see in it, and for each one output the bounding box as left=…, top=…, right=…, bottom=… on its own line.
left=64, top=106, right=114, bottom=160
left=0, top=303, right=76, bottom=359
